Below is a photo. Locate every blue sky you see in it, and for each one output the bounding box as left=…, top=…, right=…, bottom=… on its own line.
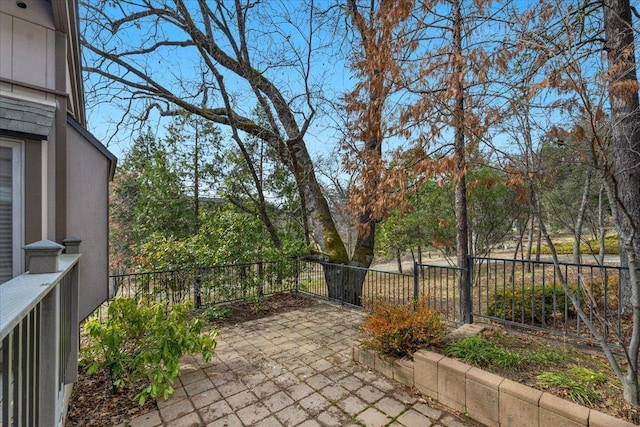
left=81, top=0, right=355, bottom=163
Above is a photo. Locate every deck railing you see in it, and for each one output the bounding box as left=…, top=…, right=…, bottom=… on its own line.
left=0, top=245, right=80, bottom=427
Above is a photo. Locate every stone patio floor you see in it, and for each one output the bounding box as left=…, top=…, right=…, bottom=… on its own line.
left=121, top=299, right=482, bottom=427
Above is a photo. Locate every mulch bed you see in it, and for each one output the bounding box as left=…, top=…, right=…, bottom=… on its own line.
left=66, top=366, right=156, bottom=427
left=206, top=292, right=319, bottom=326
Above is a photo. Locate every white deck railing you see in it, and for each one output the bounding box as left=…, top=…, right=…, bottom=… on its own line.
left=0, top=253, right=81, bottom=427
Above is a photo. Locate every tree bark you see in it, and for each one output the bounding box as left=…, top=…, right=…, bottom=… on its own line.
left=452, top=0, right=471, bottom=323
left=573, top=170, right=592, bottom=264
left=598, top=184, right=606, bottom=265
left=603, top=0, right=640, bottom=309
left=603, top=0, right=640, bottom=404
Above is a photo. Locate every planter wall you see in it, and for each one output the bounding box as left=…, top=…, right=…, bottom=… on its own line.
left=353, top=344, right=634, bottom=427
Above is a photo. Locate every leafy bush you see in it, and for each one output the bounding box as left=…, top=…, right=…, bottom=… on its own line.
left=445, top=336, right=522, bottom=369
left=360, top=297, right=446, bottom=358
left=81, top=298, right=218, bottom=405
left=486, top=283, right=573, bottom=324
left=202, top=304, right=233, bottom=321
left=486, top=275, right=619, bottom=324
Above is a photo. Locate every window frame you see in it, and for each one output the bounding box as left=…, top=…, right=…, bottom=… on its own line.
left=0, top=138, right=24, bottom=282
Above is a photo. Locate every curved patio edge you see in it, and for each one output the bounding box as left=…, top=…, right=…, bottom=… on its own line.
left=352, top=344, right=634, bottom=427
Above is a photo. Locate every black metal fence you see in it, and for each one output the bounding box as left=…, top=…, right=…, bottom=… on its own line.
left=298, top=257, right=627, bottom=344
left=103, top=256, right=627, bottom=345
left=470, top=257, right=626, bottom=344
left=296, top=261, right=414, bottom=310
left=100, top=259, right=301, bottom=319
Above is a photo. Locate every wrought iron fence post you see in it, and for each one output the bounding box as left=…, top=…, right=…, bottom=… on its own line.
left=194, top=268, right=202, bottom=309
left=294, top=258, right=300, bottom=293
left=340, top=264, right=346, bottom=305
left=413, top=262, right=419, bottom=310
left=464, top=255, right=473, bottom=324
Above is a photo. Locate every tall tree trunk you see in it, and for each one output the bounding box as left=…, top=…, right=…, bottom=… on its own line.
left=193, top=120, right=200, bottom=231
left=603, top=0, right=640, bottom=404
left=598, top=184, right=606, bottom=265
left=604, top=0, right=640, bottom=310
left=526, top=214, right=534, bottom=265
left=287, top=139, right=349, bottom=263
left=573, top=170, right=592, bottom=264
left=452, top=0, right=471, bottom=323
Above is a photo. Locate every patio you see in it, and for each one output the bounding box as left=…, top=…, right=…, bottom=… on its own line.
left=117, top=299, right=481, bottom=427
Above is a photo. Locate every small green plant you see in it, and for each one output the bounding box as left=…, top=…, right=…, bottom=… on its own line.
left=536, top=367, right=605, bottom=406
left=445, top=336, right=522, bottom=369
left=522, top=349, right=567, bottom=365
left=248, top=295, right=269, bottom=313
left=203, top=304, right=233, bottom=321
left=486, top=284, right=572, bottom=324
left=568, top=366, right=608, bottom=384
left=360, top=297, right=446, bottom=358
left=81, top=297, right=218, bottom=405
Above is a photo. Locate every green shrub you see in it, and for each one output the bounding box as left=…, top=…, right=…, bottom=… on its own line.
left=202, top=304, right=233, bottom=321
left=360, top=297, right=446, bottom=358
left=446, top=336, right=522, bottom=369
left=486, top=275, right=619, bottom=324
left=81, top=298, right=218, bottom=405
left=486, top=284, right=573, bottom=323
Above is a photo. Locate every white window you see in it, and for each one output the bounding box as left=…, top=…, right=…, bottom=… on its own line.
left=0, top=139, right=23, bottom=284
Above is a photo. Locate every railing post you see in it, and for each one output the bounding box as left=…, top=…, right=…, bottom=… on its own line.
left=464, top=255, right=473, bottom=324
left=340, top=264, right=346, bottom=305
left=413, top=262, right=419, bottom=310
left=62, top=237, right=81, bottom=254
left=62, top=238, right=81, bottom=384
left=294, top=258, right=299, bottom=293
left=23, top=239, right=64, bottom=274
left=23, top=240, right=63, bottom=427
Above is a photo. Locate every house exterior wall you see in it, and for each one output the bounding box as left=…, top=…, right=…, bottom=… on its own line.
left=0, top=0, right=115, bottom=318
left=1, top=2, right=115, bottom=424
left=0, top=0, right=57, bottom=100
left=66, top=121, right=111, bottom=319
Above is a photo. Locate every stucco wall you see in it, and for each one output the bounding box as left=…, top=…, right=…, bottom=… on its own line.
left=66, top=124, right=110, bottom=320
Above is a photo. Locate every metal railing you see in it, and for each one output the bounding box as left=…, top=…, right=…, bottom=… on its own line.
left=296, top=261, right=413, bottom=310
left=470, top=257, right=625, bottom=343
left=104, top=256, right=626, bottom=345
left=102, top=259, right=301, bottom=318
left=300, top=257, right=626, bottom=343
left=0, top=254, right=81, bottom=427
left=414, top=263, right=465, bottom=323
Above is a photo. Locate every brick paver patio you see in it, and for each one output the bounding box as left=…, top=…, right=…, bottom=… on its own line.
left=121, top=299, right=482, bottom=427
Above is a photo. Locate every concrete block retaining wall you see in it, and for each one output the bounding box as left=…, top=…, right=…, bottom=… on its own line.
left=353, top=345, right=634, bottom=427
